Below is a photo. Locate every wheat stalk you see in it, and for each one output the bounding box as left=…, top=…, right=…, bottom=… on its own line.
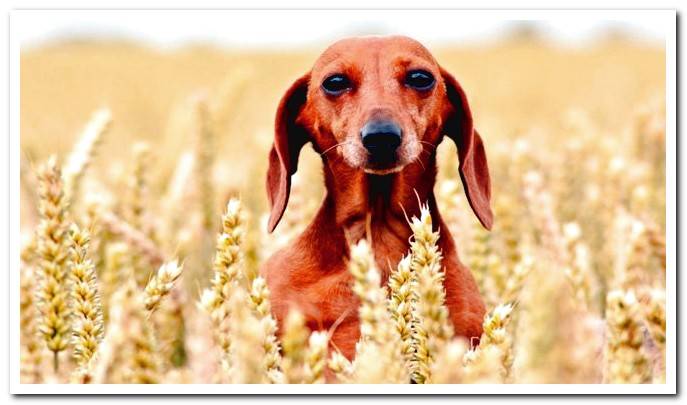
left=99, top=278, right=162, bottom=383
left=387, top=254, right=416, bottom=368
left=640, top=288, right=666, bottom=383
left=248, top=276, right=283, bottom=383
left=151, top=286, right=188, bottom=370
left=408, top=204, right=453, bottom=383
left=193, top=96, right=217, bottom=269
left=467, top=220, right=495, bottom=305
left=646, top=223, right=666, bottom=274
left=303, top=331, right=328, bottom=384
left=100, top=242, right=133, bottom=311
left=125, top=142, right=157, bottom=286
left=348, top=240, right=407, bottom=383
left=62, top=108, right=111, bottom=204
left=463, top=303, right=514, bottom=383
left=281, top=310, right=309, bottom=384
left=604, top=290, right=651, bottom=383
left=200, top=198, right=246, bottom=376
left=430, top=338, right=469, bottom=383
left=67, top=224, right=105, bottom=377
left=35, top=157, right=72, bottom=371
left=562, top=222, right=595, bottom=310
left=501, top=251, right=533, bottom=304
left=227, top=288, right=269, bottom=383
left=20, top=264, right=44, bottom=383
left=144, top=260, right=184, bottom=312
left=99, top=210, right=165, bottom=268
left=127, top=295, right=163, bottom=382
left=327, top=351, right=353, bottom=383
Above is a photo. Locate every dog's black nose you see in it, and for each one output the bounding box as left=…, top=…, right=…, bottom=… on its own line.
left=361, top=120, right=402, bottom=159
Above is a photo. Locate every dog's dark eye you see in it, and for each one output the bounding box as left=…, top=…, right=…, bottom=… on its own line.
left=322, top=74, right=352, bottom=96
left=405, top=70, right=435, bottom=91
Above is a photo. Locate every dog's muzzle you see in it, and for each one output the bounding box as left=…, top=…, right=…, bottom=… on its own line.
left=360, top=119, right=402, bottom=164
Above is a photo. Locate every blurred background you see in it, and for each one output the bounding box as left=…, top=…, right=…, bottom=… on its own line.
left=18, top=11, right=667, bottom=384
left=19, top=10, right=666, bottom=224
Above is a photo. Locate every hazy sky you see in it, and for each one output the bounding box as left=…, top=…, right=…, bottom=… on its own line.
left=15, top=10, right=668, bottom=50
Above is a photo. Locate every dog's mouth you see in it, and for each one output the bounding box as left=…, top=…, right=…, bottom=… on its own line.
left=341, top=142, right=407, bottom=174
left=340, top=130, right=421, bottom=175
left=363, top=151, right=406, bottom=174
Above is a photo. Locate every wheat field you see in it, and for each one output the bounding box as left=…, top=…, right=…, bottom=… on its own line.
left=19, top=36, right=666, bottom=385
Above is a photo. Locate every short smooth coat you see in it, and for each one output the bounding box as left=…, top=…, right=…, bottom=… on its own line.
left=260, top=36, right=492, bottom=360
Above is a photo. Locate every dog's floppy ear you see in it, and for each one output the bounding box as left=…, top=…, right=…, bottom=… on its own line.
left=266, top=73, right=311, bottom=233
left=440, top=67, right=493, bottom=230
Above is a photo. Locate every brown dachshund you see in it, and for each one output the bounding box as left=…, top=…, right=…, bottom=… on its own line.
left=261, top=36, right=492, bottom=360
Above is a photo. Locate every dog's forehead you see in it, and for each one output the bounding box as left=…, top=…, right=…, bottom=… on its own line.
left=313, top=36, right=437, bottom=69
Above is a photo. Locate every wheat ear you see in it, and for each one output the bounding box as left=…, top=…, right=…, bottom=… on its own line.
left=248, top=276, right=284, bottom=383
left=303, top=331, right=328, bottom=384
left=20, top=264, right=43, bottom=383
left=327, top=351, right=353, bottom=383
left=430, top=338, right=469, bottom=383
left=35, top=157, right=71, bottom=371
left=227, top=289, right=269, bottom=383
left=387, top=254, right=416, bottom=368
left=349, top=240, right=407, bottom=383
left=144, top=260, right=184, bottom=312
left=67, top=224, right=105, bottom=377
left=463, top=303, right=514, bottom=383
left=62, top=108, right=111, bottom=203
left=200, top=198, right=246, bottom=375
left=409, top=204, right=453, bottom=383
left=604, top=290, right=651, bottom=383
left=94, top=278, right=162, bottom=383
left=280, top=310, right=309, bottom=384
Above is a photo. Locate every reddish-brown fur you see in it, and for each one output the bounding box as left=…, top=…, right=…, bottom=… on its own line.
left=260, top=36, right=492, bottom=360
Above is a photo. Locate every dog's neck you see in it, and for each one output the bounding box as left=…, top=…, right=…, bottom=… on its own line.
left=316, top=154, right=444, bottom=278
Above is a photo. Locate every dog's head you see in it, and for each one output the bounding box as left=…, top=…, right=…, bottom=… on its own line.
left=266, top=35, right=492, bottom=232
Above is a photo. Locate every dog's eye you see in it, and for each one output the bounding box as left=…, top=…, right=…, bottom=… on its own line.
left=405, top=70, right=435, bottom=91
left=322, top=74, right=352, bottom=96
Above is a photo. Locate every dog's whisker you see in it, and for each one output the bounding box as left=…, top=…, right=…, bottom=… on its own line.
left=398, top=201, right=412, bottom=227
left=320, top=141, right=350, bottom=156
left=418, top=140, right=437, bottom=150
left=327, top=307, right=352, bottom=338
left=412, top=154, right=427, bottom=172
left=419, top=148, right=433, bottom=159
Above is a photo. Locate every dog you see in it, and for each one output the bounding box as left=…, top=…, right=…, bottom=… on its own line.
left=260, top=36, right=491, bottom=360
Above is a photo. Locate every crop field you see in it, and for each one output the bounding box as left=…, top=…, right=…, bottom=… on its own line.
left=19, top=36, right=666, bottom=384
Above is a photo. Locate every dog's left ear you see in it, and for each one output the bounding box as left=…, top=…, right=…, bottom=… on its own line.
left=266, top=73, right=311, bottom=233
left=440, top=67, right=493, bottom=230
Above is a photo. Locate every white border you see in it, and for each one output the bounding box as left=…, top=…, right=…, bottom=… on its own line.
left=8, top=8, right=677, bottom=395
left=14, top=9, right=668, bottom=49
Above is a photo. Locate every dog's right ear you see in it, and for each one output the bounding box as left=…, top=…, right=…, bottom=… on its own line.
left=266, top=73, right=311, bottom=233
